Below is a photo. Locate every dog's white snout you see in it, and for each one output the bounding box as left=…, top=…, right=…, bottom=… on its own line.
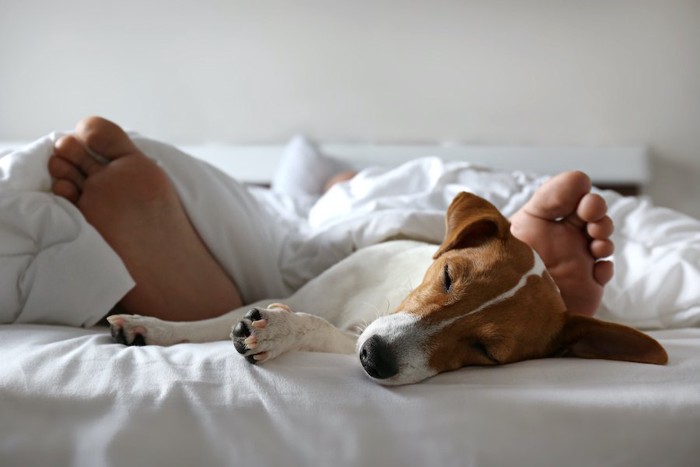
left=357, top=312, right=437, bottom=385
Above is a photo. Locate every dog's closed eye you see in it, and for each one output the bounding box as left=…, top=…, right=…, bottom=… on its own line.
left=443, top=264, right=452, bottom=293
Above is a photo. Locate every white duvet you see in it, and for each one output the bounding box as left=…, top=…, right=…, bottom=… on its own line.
left=2, top=134, right=700, bottom=329
left=2, top=134, right=700, bottom=467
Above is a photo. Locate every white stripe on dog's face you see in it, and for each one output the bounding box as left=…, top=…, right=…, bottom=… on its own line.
left=432, top=252, right=548, bottom=332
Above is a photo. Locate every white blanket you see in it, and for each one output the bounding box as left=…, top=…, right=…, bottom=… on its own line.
left=2, top=134, right=700, bottom=329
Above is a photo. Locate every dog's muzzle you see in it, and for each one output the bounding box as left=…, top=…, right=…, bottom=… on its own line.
left=359, top=335, right=399, bottom=379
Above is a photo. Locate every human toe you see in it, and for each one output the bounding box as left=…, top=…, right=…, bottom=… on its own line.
left=590, top=238, right=614, bottom=258
left=587, top=216, right=614, bottom=239
left=576, top=193, right=608, bottom=223
left=75, top=116, right=139, bottom=160
left=593, top=260, right=614, bottom=286
left=525, top=171, right=592, bottom=219
left=48, top=151, right=85, bottom=188
left=53, top=134, right=103, bottom=176
left=51, top=179, right=81, bottom=204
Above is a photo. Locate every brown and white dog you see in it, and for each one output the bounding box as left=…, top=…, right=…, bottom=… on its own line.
left=108, top=192, right=668, bottom=385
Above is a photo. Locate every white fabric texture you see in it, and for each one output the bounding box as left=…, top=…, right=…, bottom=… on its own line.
left=0, top=135, right=134, bottom=327
left=281, top=145, right=700, bottom=329
left=597, top=192, right=700, bottom=328
left=2, top=133, right=700, bottom=329
left=1, top=323, right=699, bottom=467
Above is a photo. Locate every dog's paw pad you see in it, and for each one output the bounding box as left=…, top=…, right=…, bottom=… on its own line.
left=107, top=315, right=174, bottom=346
left=231, top=306, right=297, bottom=364
left=232, top=320, right=251, bottom=338
left=108, top=315, right=148, bottom=346
left=244, top=308, right=262, bottom=321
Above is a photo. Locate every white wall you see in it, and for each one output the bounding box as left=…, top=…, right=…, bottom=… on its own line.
left=1, top=0, right=699, bottom=217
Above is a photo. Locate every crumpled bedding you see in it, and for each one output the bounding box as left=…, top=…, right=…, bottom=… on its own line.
left=2, top=133, right=700, bottom=329
left=2, top=134, right=700, bottom=467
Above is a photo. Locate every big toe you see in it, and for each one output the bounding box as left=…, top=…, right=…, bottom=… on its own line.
left=525, top=171, right=592, bottom=220
left=75, top=116, right=139, bottom=160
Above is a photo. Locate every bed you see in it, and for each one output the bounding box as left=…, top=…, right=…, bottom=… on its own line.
left=1, top=134, right=699, bottom=467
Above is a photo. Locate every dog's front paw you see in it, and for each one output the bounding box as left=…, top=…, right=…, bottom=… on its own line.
left=231, top=305, right=298, bottom=364
left=107, top=314, right=178, bottom=346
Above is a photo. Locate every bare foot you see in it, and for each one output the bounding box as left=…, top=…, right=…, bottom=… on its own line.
left=48, top=116, right=242, bottom=321
left=510, top=171, right=614, bottom=316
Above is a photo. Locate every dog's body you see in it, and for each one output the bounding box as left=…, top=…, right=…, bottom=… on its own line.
left=109, top=193, right=667, bottom=385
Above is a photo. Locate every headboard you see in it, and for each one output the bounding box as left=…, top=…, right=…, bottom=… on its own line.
left=0, top=141, right=650, bottom=196
left=180, top=144, right=650, bottom=196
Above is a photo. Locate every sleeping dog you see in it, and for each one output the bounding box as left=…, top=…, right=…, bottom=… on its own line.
left=108, top=192, right=668, bottom=385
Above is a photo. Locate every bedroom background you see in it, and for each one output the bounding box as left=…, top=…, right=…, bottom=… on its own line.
left=1, top=0, right=698, bottom=218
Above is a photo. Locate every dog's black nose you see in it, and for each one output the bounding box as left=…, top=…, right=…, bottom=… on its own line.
left=360, top=335, right=398, bottom=380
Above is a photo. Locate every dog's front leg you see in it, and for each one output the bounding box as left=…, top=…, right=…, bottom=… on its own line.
left=107, top=308, right=250, bottom=346
left=232, top=304, right=357, bottom=364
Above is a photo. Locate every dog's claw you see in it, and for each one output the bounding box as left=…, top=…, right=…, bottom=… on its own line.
left=251, top=319, right=267, bottom=329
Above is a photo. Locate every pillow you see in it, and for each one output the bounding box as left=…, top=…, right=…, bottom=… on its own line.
left=271, top=135, right=353, bottom=197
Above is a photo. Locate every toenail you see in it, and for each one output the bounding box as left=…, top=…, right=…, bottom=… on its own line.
left=82, top=144, right=111, bottom=165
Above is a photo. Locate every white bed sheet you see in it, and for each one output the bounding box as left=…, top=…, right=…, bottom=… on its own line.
left=1, top=324, right=699, bottom=467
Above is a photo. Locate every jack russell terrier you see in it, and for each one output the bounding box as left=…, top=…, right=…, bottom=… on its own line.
left=108, top=192, right=668, bottom=385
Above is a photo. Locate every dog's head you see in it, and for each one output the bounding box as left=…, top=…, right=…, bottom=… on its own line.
left=357, top=192, right=667, bottom=385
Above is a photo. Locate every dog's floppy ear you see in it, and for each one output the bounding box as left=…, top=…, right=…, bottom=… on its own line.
left=556, top=315, right=668, bottom=365
left=434, top=192, right=510, bottom=259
